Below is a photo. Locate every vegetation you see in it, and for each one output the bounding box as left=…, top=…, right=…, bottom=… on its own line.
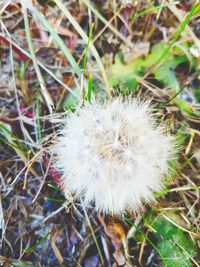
left=0, top=0, right=200, bottom=266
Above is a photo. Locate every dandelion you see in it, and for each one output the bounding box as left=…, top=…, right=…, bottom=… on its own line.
left=53, top=98, right=174, bottom=214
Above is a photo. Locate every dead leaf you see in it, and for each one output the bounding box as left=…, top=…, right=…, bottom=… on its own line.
left=99, top=216, right=126, bottom=265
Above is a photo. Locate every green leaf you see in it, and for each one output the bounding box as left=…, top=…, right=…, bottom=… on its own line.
left=151, top=214, right=197, bottom=267
left=109, top=42, right=188, bottom=92
left=62, top=87, right=82, bottom=111
left=154, top=55, right=187, bottom=91
left=108, top=52, right=143, bottom=87
left=155, top=2, right=200, bottom=66
left=175, top=98, right=196, bottom=115
left=108, top=41, right=200, bottom=115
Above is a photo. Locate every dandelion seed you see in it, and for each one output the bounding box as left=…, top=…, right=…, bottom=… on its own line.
left=53, top=98, right=175, bottom=214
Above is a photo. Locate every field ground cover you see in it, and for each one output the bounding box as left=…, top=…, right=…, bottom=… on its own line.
left=0, top=0, right=200, bottom=266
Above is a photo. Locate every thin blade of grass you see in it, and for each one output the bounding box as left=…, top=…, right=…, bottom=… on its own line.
left=35, top=88, right=42, bottom=147
left=0, top=136, right=27, bottom=154
left=33, top=10, right=81, bottom=75
left=54, top=0, right=110, bottom=95
left=0, top=123, right=22, bottom=140
left=46, top=197, right=65, bottom=203
left=0, top=123, right=29, bottom=154
left=83, top=24, right=93, bottom=75
left=23, top=5, right=55, bottom=114
left=123, top=216, right=167, bottom=266
left=24, top=232, right=50, bottom=254
left=82, top=0, right=131, bottom=45
left=168, top=0, right=200, bottom=52
left=87, top=73, right=92, bottom=103
left=133, top=1, right=179, bottom=20
left=0, top=34, right=79, bottom=97
left=21, top=1, right=80, bottom=76
left=81, top=199, right=105, bottom=266
left=0, top=125, right=39, bottom=178
left=155, top=2, right=200, bottom=66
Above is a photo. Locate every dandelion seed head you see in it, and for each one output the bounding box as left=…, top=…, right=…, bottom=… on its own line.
left=54, top=98, right=174, bottom=214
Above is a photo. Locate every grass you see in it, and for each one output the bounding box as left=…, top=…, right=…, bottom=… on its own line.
left=54, top=0, right=110, bottom=94
left=23, top=4, right=55, bottom=114
left=0, top=1, right=200, bottom=266
left=155, top=2, right=200, bottom=66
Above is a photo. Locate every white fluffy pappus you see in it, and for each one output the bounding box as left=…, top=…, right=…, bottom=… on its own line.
left=53, top=98, right=174, bottom=214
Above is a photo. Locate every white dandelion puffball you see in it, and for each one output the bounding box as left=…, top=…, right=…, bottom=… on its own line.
left=54, top=98, right=174, bottom=214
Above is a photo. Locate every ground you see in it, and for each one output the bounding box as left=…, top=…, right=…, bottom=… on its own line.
left=0, top=0, right=200, bottom=266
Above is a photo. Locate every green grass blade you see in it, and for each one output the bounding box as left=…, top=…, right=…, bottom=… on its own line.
left=0, top=136, right=27, bottom=154
left=54, top=0, right=110, bottom=95
left=0, top=124, right=19, bottom=140
left=83, top=24, right=93, bottom=74
left=123, top=216, right=167, bottom=266
left=133, top=2, right=177, bottom=20
left=24, top=232, right=50, bottom=253
left=87, top=73, right=92, bottom=103
left=23, top=4, right=80, bottom=75
left=0, top=34, right=79, bottom=97
left=0, top=124, right=29, bottom=154
left=23, top=5, right=55, bottom=114
left=81, top=201, right=105, bottom=266
left=46, top=197, right=64, bottom=203
left=155, top=2, right=200, bottom=65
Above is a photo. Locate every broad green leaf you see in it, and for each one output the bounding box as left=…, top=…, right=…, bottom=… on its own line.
left=108, top=41, right=199, bottom=115
left=151, top=214, right=197, bottom=267
left=109, top=52, right=143, bottom=87
left=109, top=42, right=188, bottom=92
left=154, top=55, right=187, bottom=92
